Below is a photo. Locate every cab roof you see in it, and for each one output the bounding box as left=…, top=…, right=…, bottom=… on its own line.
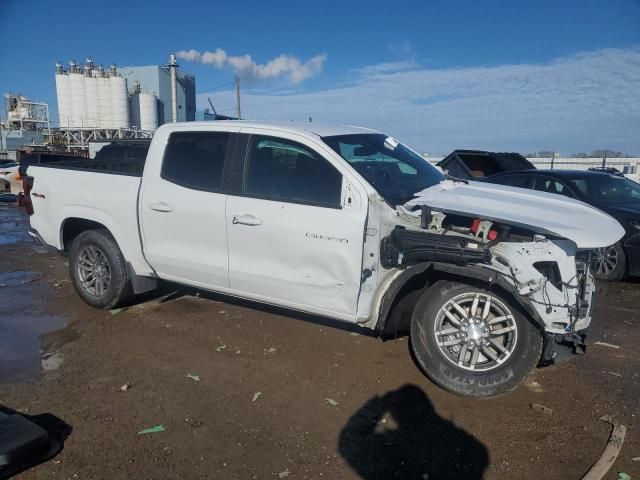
left=161, top=120, right=378, bottom=138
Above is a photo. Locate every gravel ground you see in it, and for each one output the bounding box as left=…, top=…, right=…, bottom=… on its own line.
left=1, top=202, right=639, bottom=480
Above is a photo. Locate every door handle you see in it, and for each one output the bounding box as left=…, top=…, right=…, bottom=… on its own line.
left=232, top=214, right=263, bottom=226
left=149, top=201, right=174, bottom=213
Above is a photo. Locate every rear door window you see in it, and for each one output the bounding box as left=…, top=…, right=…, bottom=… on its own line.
left=244, top=136, right=342, bottom=208
left=492, top=174, right=532, bottom=189
left=532, top=177, right=575, bottom=198
left=161, top=132, right=229, bottom=191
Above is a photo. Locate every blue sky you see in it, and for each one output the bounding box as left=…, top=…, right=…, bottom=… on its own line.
left=1, top=0, right=639, bottom=154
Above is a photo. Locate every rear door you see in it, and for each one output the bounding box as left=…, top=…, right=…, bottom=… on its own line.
left=225, top=129, right=368, bottom=321
left=139, top=127, right=238, bottom=289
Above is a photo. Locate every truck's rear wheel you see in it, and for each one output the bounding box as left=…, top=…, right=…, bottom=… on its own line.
left=68, top=229, right=133, bottom=309
left=410, top=280, right=542, bottom=397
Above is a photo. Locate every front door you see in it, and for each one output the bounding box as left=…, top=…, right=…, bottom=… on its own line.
left=226, top=131, right=368, bottom=321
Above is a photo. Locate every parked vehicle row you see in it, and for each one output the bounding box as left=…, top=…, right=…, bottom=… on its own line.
left=0, top=161, right=20, bottom=194
left=22, top=121, right=625, bottom=397
left=485, top=169, right=640, bottom=281
left=435, top=150, right=640, bottom=281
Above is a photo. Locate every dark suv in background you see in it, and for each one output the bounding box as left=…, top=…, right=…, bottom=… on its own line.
left=485, top=169, right=640, bottom=281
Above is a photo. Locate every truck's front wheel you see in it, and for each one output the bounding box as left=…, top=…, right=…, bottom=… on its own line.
left=410, top=280, right=542, bottom=397
left=68, top=229, right=133, bottom=310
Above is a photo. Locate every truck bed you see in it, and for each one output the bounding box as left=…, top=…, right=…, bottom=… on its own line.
left=31, top=157, right=145, bottom=176
left=26, top=164, right=154, bottom=277
left=19, top=141, right=150, bottom=177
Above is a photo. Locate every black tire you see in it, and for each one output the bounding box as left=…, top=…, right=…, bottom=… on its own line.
left=68, top=229, right=133, bottom=309
left=410, top=280, right=542, bottom=397
left=594, top=242, right=627, bottom=282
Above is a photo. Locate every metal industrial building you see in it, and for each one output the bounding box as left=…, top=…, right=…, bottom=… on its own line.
left=54, top=55, right=195, bottom=132
left=120, top=63, right=195, bottom=126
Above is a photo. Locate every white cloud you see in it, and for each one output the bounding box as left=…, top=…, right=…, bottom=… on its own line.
left=176, top=49, right=326, bottom=85
left=353, top=59, right=420, bottom=76
left=387, top=41, right=414, bottom=56
left=199, top=47, right=640, bottom=154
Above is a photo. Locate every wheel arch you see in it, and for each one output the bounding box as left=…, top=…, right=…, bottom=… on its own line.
left=61, top=217, right=113, bottom=252
left=375, top=262, right=546, bottom=337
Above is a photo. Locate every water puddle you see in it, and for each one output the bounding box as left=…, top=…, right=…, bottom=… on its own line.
left=0, top=269, right=74, bottom=383
left=0, top=314, right=70, bottom=383
left=0, top=201, right=29, bottom=245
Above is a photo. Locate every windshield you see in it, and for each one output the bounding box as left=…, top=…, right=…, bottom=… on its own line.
left=567, top=175, right=640, bottom=205
left=322, top=133, right=444, bottom=205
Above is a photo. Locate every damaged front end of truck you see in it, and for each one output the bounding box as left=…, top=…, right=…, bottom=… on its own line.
left=378, top=179, right=626, bottom=364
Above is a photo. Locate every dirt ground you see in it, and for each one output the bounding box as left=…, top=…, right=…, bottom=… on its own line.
left=1, top=201, right=639, bottom=480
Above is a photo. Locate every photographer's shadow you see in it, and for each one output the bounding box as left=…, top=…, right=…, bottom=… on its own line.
left=339, top=384, right=488, bottom=480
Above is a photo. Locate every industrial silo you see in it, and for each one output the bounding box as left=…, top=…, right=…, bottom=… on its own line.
left=97, top=70, right=112, bottom=128
left=84, top=73, right=99, bottom=128
left=139, top=93, right=158, bottom=131
left=109, top=66, right=129, bottom=129
left=54, top=63, right=72, bottom=128
left=69, top=62, right=86, bottom=127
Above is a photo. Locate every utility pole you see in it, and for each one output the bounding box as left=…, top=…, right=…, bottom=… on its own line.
left=168, top=54, right=178, bottom=123
left=235, top=75, right=241, bottom=120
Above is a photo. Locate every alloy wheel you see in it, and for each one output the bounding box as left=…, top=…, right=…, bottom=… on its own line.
left=76, top=245, right=111, bottom=296
left=594, top=246, right=618, bottom=276
left=433, top=292, right=518, bottom=372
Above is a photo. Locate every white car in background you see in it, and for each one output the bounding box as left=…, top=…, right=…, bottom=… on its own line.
left=0, top=162, right=21, bottom=194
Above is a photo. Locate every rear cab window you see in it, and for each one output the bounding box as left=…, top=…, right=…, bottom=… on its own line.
left=161, top=131, right=230, bottom=191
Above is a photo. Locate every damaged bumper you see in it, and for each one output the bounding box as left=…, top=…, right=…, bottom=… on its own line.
left=541, top=329, right=588, bottom=364
left=486, top=239, right=595, bottom=336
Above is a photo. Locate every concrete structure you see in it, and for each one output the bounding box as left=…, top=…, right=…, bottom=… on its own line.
left=119, top=65, right=195, bottom=126
left=55, top=60, right=129, bottom=129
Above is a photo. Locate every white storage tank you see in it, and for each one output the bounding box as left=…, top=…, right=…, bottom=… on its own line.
left=54, top=70, right=72, bottom=128
left=69, top=71, right=86, bottom=127
left=84, top=74, right=99, bottom=128
left=139, top=93, right=158, bottom=131
left=110, top=75, right=129, bottom=129
left=97, top=75, right=112, bottom=128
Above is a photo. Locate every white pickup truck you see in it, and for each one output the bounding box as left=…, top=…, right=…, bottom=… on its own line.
left=23, top=121, right=624, bottom=397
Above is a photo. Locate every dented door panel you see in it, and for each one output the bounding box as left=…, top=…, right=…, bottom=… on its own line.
left=226, top=196, right=366, bottom=319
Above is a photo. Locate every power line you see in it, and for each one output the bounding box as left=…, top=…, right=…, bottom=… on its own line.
left=216, top=106, right=238, bottom=113
left=197, top=81, right=235, bottom=94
